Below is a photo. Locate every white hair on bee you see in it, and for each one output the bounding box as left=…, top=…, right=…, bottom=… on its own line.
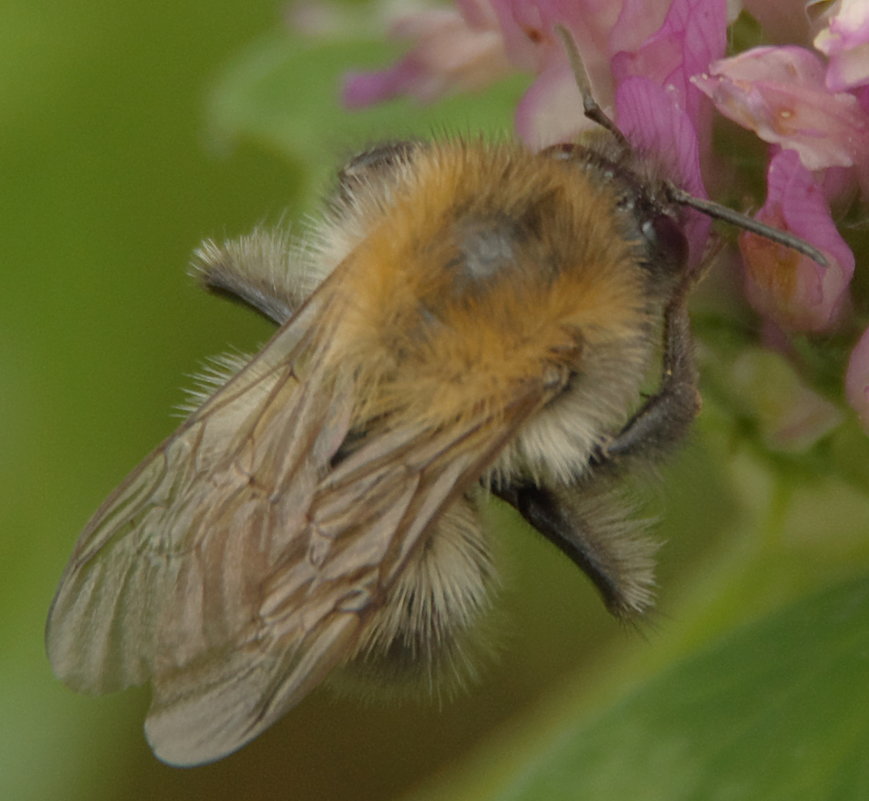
left=191, top=227, right=319, bottom=324
left=491, top=333, right=660, bottom=487
left=312, top=141, right=431, bottom=273
left=337, top=492, right=499, bottom=697
left=177, top=349, right=254, bottom=416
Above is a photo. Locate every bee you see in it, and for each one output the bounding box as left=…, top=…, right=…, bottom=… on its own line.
left=46, top=30, right=826, bottom=766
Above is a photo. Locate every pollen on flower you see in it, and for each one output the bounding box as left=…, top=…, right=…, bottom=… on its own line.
left=522, top=26, right=543, bottom=45
left=772, top=104, right=799, bottom=135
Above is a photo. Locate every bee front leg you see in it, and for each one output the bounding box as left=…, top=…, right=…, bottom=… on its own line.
left=594, top=288, right=701, bottom=469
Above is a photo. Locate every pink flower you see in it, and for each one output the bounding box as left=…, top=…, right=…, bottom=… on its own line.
left=611, top=0, right=726, bottom=135
left=814, top=0, right=869, bottom=92
left=342, top=4, right=511, bottom=107
left=343, top=0, right=639, bottom=146
left=515, top=0, right=725, bottom=153
left=739, top=149, right=854, bottom=333
left=505, top=0, right=682, bottom=146
left=845, top=326, right=869, bottom=432
left=341, top=0, right=725, bottom=158
left=692, top=45, right=869, bottom=173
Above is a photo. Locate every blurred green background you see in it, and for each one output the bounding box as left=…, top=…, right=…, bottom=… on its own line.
left=3, top=2, right=868, bottom=800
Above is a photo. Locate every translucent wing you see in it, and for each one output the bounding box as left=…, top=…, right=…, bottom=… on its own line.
left=46, top=286, right=549, bottom=765
left=46, top=295, right=339, bottom=692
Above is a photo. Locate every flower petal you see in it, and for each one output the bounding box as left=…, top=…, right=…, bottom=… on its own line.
left=493, top=0, right=625, bottom=79
left=814, top=0, right=869, bottom=91
left=493, top=0, right=630, bottom=132
left=341, top=6, right=510, bottom=108
left=740, top=149, right=854, bottom=332
left=611, top=0, right=727, bottom=125
left=692, top=45, right=869, bottom=170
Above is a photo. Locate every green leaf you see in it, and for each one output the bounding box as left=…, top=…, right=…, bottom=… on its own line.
left=479, top=574, right=869, bottom=801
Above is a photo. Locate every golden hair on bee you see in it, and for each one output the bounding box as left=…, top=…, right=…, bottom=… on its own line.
left=46, top=30, right=826, bottom=767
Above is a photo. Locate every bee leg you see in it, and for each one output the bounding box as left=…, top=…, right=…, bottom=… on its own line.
left=595, top=289, right=700, bottom=467
left=190, top=229, right=314, bottom=325
left=493, top=482, right=655, bottom=617
left=495, top=288, right=703, bottom=616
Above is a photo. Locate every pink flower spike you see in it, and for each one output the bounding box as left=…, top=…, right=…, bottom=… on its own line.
left=341, top=7, right=510, bottom=108
left=692, top=45, right=869, bottom=171
left=341, top=0, right=630, bottom=145
left=814, top=0, right=869, bottom=92
left=342, top=62, right=421, bottom=109
left=845, top=326, right=869, bottom=433
left=740, top=149, right=854, bottom=333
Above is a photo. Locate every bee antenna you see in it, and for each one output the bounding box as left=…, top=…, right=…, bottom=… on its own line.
left=553, top=26, right=827, bottom=269
left=554, top=24, right=630, bottom=151
left=667, top=185, right=829, bottom=267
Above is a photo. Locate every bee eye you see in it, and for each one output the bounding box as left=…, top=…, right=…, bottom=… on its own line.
left=641, top=213, right=688, bottom=272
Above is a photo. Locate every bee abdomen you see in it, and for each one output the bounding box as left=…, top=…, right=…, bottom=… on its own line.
left=340, top=493, right=496, bottom=692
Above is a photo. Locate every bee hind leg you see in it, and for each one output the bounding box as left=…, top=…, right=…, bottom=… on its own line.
left=493, top=481, right=656, bottom=618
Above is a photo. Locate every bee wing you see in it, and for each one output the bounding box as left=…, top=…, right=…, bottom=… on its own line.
left=46, top=295, right=338, bottom=691
left=47, top=287, right=549, bottom=765
left=146, top=416, right=515, bottom=765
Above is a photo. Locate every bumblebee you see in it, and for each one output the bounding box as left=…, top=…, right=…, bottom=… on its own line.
left=47, top=44, right=825, bottom=765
